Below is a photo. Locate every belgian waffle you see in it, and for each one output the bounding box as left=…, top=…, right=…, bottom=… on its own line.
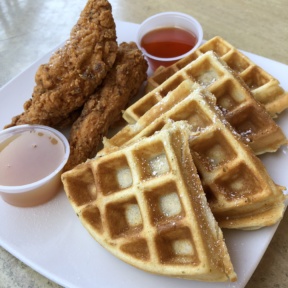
left=62, top=122, right=237, bottom=282
left=145, top=36, right=288, bottom=117
left=123, top=51, right=287, bottom=155
left=104, top=80, right=286, bottom=230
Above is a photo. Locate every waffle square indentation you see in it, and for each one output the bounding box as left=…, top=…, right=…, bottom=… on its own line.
left=199, top=39, right=231, bottom=57
left=210, top=79, right=248, bottom=113
left=185, top=58, right=224, bottom=87
left=144, top=181, right=184, bottom=225
left=153, top=66, right=177, bottom=85
left=96, top=155, right=132, bottom=195
left=224, top=51, right=250, bottom=73
left=241, top=66, right=270, bottom=90
left=170, top=99, right=213, bottom=132
left=81, top=206, right=103, bottom=234
left=120, top=239, right=150, bottom=261
left=106, top=197, right=143, bottom=239
left=158, top=75, right=186, bottom=97
left=190, top=130, right=237, bottom=171
left=133, top=141, right=170, bottom=180
left=228, top=105, right=267, bottom=142
left=156, top=227, right=199, bottom=265
left=133, top=93, right=162, bottom=119
left=214, top=162, right=263, bottom=201
left=64, top=165, right=97, bottom=206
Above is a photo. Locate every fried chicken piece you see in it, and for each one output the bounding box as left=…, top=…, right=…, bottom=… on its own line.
left=64, top=42, right=148, bottom=170
left=5, top=0, right=117, bottom=129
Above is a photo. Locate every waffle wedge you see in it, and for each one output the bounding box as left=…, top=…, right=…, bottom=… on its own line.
left=104, top=80, right=286, bottom=230
left=145, top=36, right=288, bottom=117
left=123, top=51, right=287, bottom=155
left=62, top=121, right=237, bottom=282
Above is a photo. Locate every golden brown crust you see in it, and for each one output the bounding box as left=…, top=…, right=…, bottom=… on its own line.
left=5, top=0, right=117, bottom=128
left=64, top=42, right=148, bottom=171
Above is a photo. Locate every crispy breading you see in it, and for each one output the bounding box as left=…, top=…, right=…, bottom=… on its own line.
left=5, top=0, right=117, bottom=129
left=64, top=42, right=148, bottom=171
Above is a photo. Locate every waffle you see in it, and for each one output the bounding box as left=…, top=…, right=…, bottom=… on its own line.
left=145, top=36, right=288, bottom=117
left=123, top=51, right=287, bottom=155
left=62, top=121, right=237, bottom=282
left=104, top=80, right=286, bottom=230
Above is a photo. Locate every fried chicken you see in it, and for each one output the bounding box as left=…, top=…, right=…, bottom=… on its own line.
left=64, top=42, right=148, bottom=171
left=5, top=0, right=117, bottom=129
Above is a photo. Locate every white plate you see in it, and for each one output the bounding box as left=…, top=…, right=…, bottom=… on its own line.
left=0, top=20, right=287, bottom=288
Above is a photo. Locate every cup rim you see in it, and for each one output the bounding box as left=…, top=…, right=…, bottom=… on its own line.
left=0, top=124, right=70, bottom=193
left=137, top=11, right=203, bottom=62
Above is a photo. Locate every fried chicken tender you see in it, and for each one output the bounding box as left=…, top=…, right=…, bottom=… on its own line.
left=64, top=42, right=148, bottom=170
left=5, top=0, right=117, bottom=129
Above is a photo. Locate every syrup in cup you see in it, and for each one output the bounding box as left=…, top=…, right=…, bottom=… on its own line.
left=0, top=125, right=70, bottom=207
left=137, top=12, right=203, bottom=71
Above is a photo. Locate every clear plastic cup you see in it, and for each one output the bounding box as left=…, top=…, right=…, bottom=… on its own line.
left=137, top=12, right=203, bottom=71
left=0, top=125, right=70, bottom=207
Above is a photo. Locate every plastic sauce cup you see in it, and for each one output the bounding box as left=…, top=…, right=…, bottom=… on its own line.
left=137, top=12, right=203, bottom=71
left=0, top=125, right=70, bottom=207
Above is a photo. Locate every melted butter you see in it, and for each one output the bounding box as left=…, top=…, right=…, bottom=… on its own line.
left=0, top=129, right=65, bottom=186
